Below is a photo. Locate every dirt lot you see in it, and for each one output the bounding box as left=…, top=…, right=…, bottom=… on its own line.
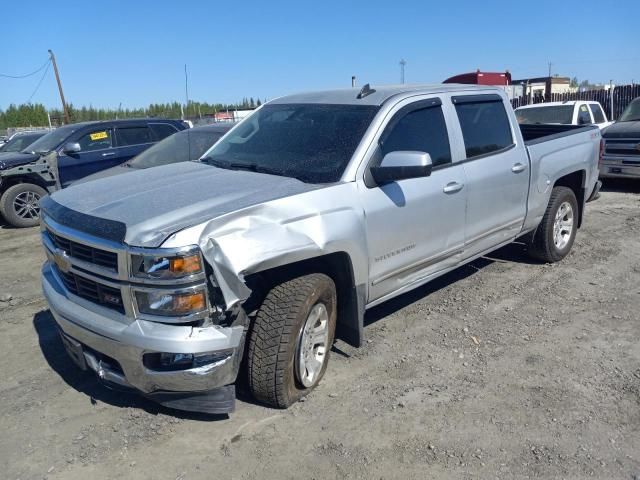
left=1, top=180, right=639, bottom=480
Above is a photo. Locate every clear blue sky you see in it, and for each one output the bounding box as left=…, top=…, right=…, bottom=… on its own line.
left=1, top=0, right=637, bottom=110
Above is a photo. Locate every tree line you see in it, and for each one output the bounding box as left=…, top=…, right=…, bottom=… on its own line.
left=0, top=97, right=264, bottom=129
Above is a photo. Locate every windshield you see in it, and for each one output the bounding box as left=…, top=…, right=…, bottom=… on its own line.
left=202, top=103, right=379, bottom=183
left=0, top=132, right=45, bottom=153
left=618, top=99, right=640, bottom=122
left=128, top=128, right=226, bottom=169
left=23, top=124, right=81, bottom=153
left=515, top=105, right=574, bottom=124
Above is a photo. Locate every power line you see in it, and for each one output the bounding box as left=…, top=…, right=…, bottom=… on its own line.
left=0, top=59, right=50, bottom=79
left=25, top=60, right=52, bottom=104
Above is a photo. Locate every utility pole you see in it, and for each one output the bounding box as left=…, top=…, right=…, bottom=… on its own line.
left=400, top=59, right=406, bottom=84
left=609, top=79, right=614, bottom=119
left=48, top=49, right=70, bottom=124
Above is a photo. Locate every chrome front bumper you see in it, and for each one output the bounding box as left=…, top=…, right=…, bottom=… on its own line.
left=42, top=262, right=244, bottom=413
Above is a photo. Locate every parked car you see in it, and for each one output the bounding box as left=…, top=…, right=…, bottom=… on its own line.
left=76, top=123, right=234, bottom=183
left=0, top=131, right=47, bottom=153
left=0, top=118, right=188, bottom=227
left=40, top=84, right=601, bottom=414
left=600, top=96, right=640, bottom=179
left=515, top=101, right=613, bottom=130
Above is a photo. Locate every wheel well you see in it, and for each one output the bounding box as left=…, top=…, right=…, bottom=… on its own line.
left=0, top=175, right=51, bottom=193
left=244, top=252, right=364, bottom=347
left=554, top=170, right=586, bottom=227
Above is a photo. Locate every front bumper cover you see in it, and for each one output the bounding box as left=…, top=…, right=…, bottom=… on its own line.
left=42, top=262, right=244, bottom=414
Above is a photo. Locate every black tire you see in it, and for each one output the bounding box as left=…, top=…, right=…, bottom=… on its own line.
left=528, top=186, right=578, bottom=263
left=247, top=273, right=337, bottom=408
left=0, top=183, right=47, bottom=228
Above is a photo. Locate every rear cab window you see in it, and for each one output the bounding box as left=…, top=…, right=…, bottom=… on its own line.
left=589, top=104, right=606, bottom=123
left=453, top=95, right=513, bottom=158
left=379, top=100, right=451, bottom=168
left=116, top=126, right=153, bottom=147
left=577, top=104, right=593, bottom=125
left=77, top=129, right=113, bottom=151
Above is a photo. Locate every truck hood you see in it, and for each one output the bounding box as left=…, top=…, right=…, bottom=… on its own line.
left=603, top=121, right=640, bottom=138
left=46, top=161, right=325, bottom=247
left=0, top=151, right=39, bottom=171
left=71, top=164, right=131, bottom=185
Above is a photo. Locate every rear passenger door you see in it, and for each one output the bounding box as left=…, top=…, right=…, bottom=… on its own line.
left=114, top=124, right=155, bottom=163
left=451, top=94, right=529, bottom=259
left=57, top=127, right=115, bottom=186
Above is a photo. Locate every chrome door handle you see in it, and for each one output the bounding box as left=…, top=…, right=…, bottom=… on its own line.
left=511, top=163, right=526, bottom=173
left=102, top=152, right=116, bottom=157
left=443, top=182, right=464, bottom=194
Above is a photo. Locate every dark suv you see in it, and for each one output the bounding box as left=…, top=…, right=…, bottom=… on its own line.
left=0, top=118, right=187, bottom=227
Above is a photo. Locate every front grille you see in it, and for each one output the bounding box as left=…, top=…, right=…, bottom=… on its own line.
left=48, top=230, right=118, bottom=271
left=605, top=140, right=640, bottom=156
left=56, top=268, right=125, bottom=313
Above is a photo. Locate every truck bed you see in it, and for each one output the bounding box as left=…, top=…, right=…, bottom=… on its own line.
left=519, top=123, right=593, bottom=145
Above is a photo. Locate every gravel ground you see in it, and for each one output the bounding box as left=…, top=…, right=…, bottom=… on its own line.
left=0, top=180, right=639, bottom=480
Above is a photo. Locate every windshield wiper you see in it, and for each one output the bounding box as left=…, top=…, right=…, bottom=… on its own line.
left=201, top=157, right=286, bottom=177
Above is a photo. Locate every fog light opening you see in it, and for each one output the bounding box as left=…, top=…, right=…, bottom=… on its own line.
left=143, top=351, right=232, bottom=372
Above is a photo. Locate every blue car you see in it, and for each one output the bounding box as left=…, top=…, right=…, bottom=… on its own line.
left=0, top=118, right=188, bottom=227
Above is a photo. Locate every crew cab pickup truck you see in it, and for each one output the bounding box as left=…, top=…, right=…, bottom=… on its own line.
left=40, top=84, right=601, bottom=414
left=0, top=118, right=187, bottom=228
left=515, top=101, right=613, bottom=130
left=600, top=96, right=640, bottom=179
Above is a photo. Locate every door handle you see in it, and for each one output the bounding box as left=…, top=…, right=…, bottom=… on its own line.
left=102, top=152, right=116, bottom=157
left=443, top=182, right=464, bottom=194
left=511, top=163, right=526, bottom=173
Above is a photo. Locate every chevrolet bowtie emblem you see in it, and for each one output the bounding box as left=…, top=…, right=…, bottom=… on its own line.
left=53, top=248, right=72, bottom=273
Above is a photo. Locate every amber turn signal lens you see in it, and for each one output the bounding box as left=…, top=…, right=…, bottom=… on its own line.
left=170, top=254, right=202, bottom=275
left=173, top=291, right=206, bottom=314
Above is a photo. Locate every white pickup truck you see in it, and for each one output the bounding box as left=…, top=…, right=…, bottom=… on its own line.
left=515, top=101, right=613, bottom=130
left=40, top=84, right=602, bottom=414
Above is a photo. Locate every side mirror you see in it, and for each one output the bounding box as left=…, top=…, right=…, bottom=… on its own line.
left=62, top=142, right=81, bottom=154
left=370, top=151, right=433, bottom=185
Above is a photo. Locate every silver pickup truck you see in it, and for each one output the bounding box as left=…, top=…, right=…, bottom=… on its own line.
left=40, top=84, right=602, bottom=414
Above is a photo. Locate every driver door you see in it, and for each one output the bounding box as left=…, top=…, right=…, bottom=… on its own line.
left=359, top=97, right=467, bottom=304
left=57, top=127, right=114, bottom=186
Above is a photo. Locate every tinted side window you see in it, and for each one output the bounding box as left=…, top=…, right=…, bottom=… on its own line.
left=454, top=100, right=513, bottom=158
left=117, top=126, right=153, bottom=146
left=381, top=106, right=451, bottom=167
left=77, top=129, right=113, bottom=152
left=589, top=104, right=606, bottom=123
left=150, top=123, right=178, bottom=141
left=577, top=104, right=592, bottom=125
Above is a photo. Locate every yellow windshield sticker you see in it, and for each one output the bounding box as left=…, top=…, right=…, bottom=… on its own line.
left=580, top=105, right=588, bottom=112
left=90, top=131, right=108, bottom=141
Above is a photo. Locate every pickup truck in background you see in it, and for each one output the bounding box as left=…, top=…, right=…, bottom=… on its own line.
left=600, top=96, right=640, bottom=179
left=515, top=101, right=613, bottom=130
left=40, top=84, right=601, bottom=414
left=0, top=118, right=187, bottom=227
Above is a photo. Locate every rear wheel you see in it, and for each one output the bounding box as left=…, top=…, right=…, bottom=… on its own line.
left=528, top=186, right=578, bottom=262
left=247, top=273, right=337, bottom=408
left=0, top=183, right=47, bottom=228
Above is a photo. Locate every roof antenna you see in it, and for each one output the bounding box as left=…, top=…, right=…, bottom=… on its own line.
left=184, top=64, right=192, bottom=161
left=357, top=83, right=376, bottom=99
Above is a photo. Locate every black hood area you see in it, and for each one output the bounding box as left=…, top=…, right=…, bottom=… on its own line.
left=603, top=121, right=640, bottom=139
left=0, top=152, right=39, bottom=171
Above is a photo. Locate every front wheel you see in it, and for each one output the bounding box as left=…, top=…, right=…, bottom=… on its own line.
left=0, top=183, right=47, bottom=228
left=528, top=186, right=578, bottom=262
left=247, top=273, right=337, bottom=408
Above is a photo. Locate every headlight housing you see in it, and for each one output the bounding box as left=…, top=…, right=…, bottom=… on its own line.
left=135, top=286, right=208, bottom=317
left=130, top=247, right=204, bottom=280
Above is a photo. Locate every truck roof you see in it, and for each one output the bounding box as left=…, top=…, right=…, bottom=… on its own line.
left=270, top=83, right=504, bottom=106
